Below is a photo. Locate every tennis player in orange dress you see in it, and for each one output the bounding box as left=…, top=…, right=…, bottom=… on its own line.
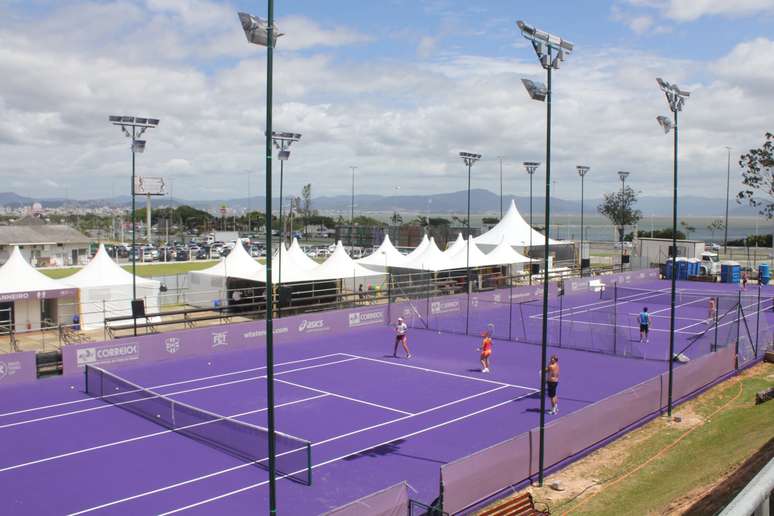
left=479, top=330, right=493, bottom=373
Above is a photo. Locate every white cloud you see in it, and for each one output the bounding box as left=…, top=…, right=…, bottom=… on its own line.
left=0, top=2, right=772, bottom=206
left=664, top=0, right=774, bottom=21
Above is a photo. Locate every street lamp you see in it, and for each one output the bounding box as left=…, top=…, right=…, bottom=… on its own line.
left=350, top=166, right=357, bottom=248
left=497, top=156, right=505, bottom=219
left=523, top=161, right=540, bottom=284
left=517, top=18, right=573, bottom=487
left=618, top=170, right=630, bottom=272
left=460, top=152, right=481, bottom=335
left=577, top=166, right=590, bottom=274
left=723, top=146, right=731, bottom=253
left=656, top=76, right=690, bottom=418
left=272, top=131, right=302, bottom=286
left=108, top=115, right=159, bottom=336
left=238, top=8, right=283, bottom=514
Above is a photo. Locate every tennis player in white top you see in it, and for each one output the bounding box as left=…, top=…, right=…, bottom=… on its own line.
left=393, top=317, right=411, bottom=358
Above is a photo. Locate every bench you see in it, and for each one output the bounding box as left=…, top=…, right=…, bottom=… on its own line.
left=479, top=493, right=550, bottom=516
left=589, top=279, right=606, bottom=293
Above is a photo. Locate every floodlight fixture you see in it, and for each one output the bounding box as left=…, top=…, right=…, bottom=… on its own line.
left=656, top=77, right=690, bottom=113
left=132, top=140, right=146, bottom=153
left=516, top=20, right=573, bottom=70
left=521, top=78, right=547, bottom=102
left=238, top=11, right=282, bottom=47
left=618, top=170, right=630, bottom=182
left=278, top=150, right=290, bottom=160
left=459, top=152, right=481, bottom=167
left=523, top=161, right=541, bottom=175
left=576, top=165, right=590, bottom=177
left=656, top=115, right=673, bottom=134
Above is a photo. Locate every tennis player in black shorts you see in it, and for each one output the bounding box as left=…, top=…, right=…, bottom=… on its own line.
left=546, top=355, right=560, bottom=415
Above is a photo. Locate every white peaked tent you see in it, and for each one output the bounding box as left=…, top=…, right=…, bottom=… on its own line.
left=446, top=237, right=495, bottom=269
left=474, top=199, right=562, bottom=251
left=66, top=244, right=161, bottom=330
left=443, top=233, right=466, bottom=256
left=402, top=234, right=430, bottom=263
left=287, top=238, right=319, bottom=270
left=273, top=241, right=320, bottom=283
left=187, top=240, right=265, bottom=306
left=401, top=237, right=458, bottom=272
left=485, top=238, right=533, bottom=266
left=0, top=246, right=78, bottom=331
left=358, top=234, right=407, bottom=269
left=310, top=241, right=383, bottom=282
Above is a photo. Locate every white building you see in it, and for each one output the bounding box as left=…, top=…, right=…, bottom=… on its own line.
left=0, top=216, right=90, bottom=266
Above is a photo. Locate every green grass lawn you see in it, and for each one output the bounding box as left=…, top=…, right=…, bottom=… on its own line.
left=534, top=363, right=774, bottom=515
left=40, top=260, right=219, bottom=279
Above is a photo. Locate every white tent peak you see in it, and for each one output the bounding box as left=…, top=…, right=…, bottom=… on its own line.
left=474, top=199, right=561, bottom=248
left=358, top=233, right=406, bottom=267
left=402, top=236, right=457, bottom=271
left=68, top=244, right=156, bottom=286
left=443, top=233, right=465, bottom=255
left=287, top=238, right=318, bottom=270
left=0, top=245, right=68, bottom=294
left=311, top=240, right=381, bottom=281
left=197, top=240, right=265, bottom=280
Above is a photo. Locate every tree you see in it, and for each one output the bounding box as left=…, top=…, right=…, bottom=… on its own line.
left=451, top=215, right=468, bottom=226
left=737, top=132, right=773, bottom=219
left=597, top=186, right=642, bottom=241
left=482, top=217, right=500, bottom=225
left=628, top=228, right=686, bottom=240
left=300, top=184, right=312, bottom=233
left=707, top=219, right=724, bottom=240
left=680, top=221, right=696, bottom=239
left=411, top=215, right=429, bottom=227
left=390, top=211, right=403, bottom=225
left=429, top=217, right=450, bottom=226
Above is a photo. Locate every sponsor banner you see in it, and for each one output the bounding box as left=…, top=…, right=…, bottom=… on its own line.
left=431, top=299, right=462, bottom=315
left=62, top=305, right=388, bottom=375
left=348, top=309, right=385, bottom=328
left=0, top=351, right=37, bottom=386
left=598, top=268, right=659, bottom=287
left=0, top=288, right=77, bottom=303
left=474, top=284, right=556, bottom=304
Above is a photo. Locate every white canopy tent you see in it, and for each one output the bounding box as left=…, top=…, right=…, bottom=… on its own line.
left=309, top=241, right=384, bottom=283
left=357, top=234, right=407, bottom=269
left=287, top=238, right=319, bottom=270
left=66, top=244, right=161, bottom=330
left=402, top=234, right=430, bottom=263
left=475, top=199, right=562, bottom=251
left=484, top=238, right=533, bottom=266
left=400, top=237, right=458, bottom=272
left=0, top=246, right=78, bottom=331
left=187, top=240, right=265, bottom=307
left=443, top=233, right=465, bottom=256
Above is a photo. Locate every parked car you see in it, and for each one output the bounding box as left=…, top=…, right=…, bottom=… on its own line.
left=196, top=247, right=211, bottom=260
left=175, top=249, right=190, bottom=261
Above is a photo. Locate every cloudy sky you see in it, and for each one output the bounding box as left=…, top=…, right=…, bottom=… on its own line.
left=0, top=0, right=773, bottom=205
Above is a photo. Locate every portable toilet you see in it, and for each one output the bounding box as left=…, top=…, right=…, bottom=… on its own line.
left=759, top=263, right=771, bottom=285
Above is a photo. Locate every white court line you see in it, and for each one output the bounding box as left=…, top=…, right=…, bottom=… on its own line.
left=541, top=287, right=672, bottom=317
left=676, top=299, right=774, bottom=333
left=340, top=353, right=534, bottom=391
left=69, top=384, right=526, bottom=515
left=0, top=353, right=346, bottom=419
left=0, top=394, right=328, bottom=475
left=157, top=389, right=538, bottom=515
left=0, top=357, right=358, bottom=430
left=275, top=378, right=414, bottom=416
left=542, top=317, right=699, bottom=335
left=626, top=313, right=706, bottom=322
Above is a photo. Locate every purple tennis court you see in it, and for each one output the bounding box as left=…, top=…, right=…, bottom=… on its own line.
left=1, top=278, right=771, bottom=514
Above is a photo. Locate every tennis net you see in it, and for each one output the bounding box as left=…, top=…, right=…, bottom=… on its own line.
left=85, top=365, right=312, bottom=485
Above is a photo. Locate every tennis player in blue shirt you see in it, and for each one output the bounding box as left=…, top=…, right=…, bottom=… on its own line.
left=639, top=307, right=650, bottom=343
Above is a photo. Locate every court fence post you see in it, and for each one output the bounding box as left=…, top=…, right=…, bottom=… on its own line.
left=613, top=282, right=618, bottom=355
left=755, top=285, right=761, bottom=356
left=735, top=290, right=741, bottom=369
left=558, top=282, right=563, bottom=346
left=387, top=270, right=392, bottom=325
left=508, top=267, right=513, bottom=341
left=713, top=296, right=719, bottom=353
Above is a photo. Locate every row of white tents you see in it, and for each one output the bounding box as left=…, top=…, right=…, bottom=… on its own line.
left=0, top=245, right=160, bottom=332
left=0, top=199, right=566, bottom=331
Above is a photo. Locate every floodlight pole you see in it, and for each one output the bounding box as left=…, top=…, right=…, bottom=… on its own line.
left=577, top=166, right=589, bottom=275
left=723, top=146, right=731, bottom=254
left=657, top=77, right=689, bottom=418
left=667, top=110, right=678, bottom=417
left=350, top=166, right=357, bottom=247
left=618, top=171, right=630, bottom=272
left=131, top=126, right=137, bottom=336
left=524, top=162, right=539, bottom=285
left=459, top=153, right=480, bottom=335
left=498, top=156, right=504, bottom=219
left=537, top=53, right=553, bottom=487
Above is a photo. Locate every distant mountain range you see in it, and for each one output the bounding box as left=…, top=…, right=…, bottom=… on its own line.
left=0, top=189, right=762, bottom=217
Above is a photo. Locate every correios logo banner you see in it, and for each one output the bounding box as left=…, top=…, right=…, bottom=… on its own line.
left=348, top=310, right=385, bottom=328
left=431, top=300, right=461, bottom=315
left=75, top=343, right=139, bottom=368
